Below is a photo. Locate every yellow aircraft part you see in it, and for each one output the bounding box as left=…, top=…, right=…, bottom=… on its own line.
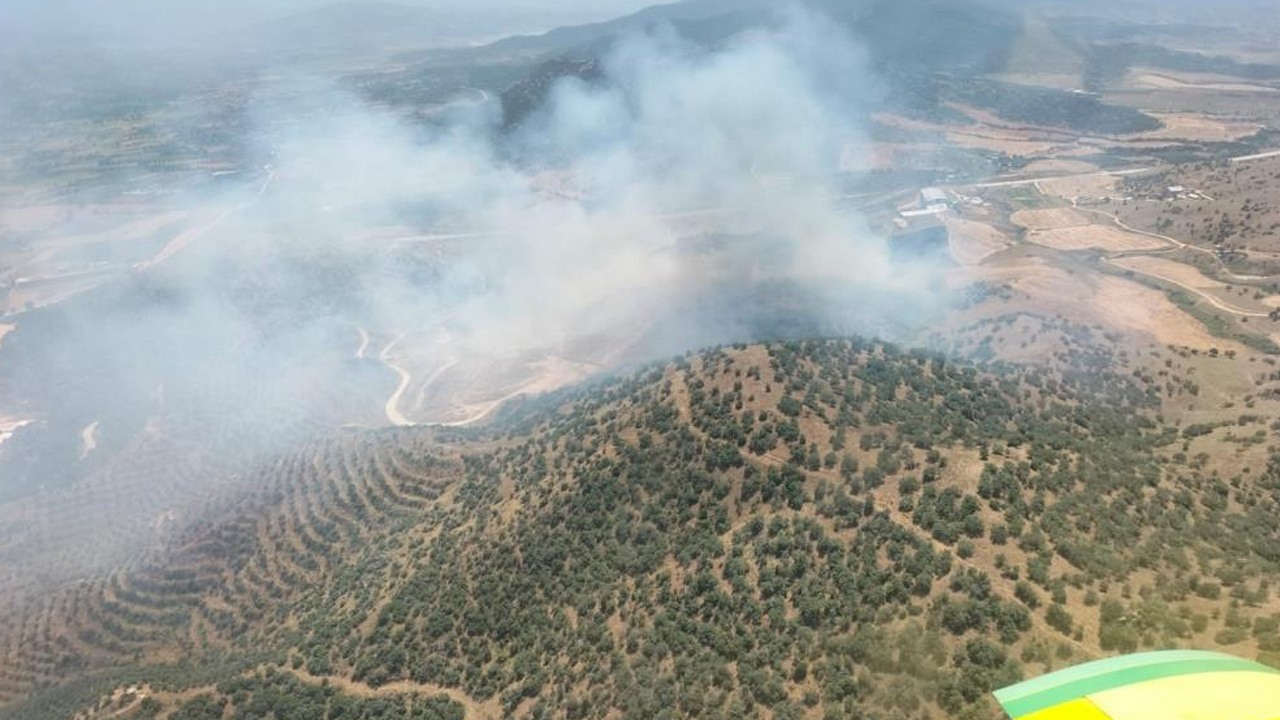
left=994, top=651, right=1280, bottom=720
left=1020, top=698, right=1111, bottom=720
left=1088, top=670, right=1280, bottom=720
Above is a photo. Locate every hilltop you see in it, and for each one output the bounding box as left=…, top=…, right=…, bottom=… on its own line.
left=4, top=334, right=1280, bottom=720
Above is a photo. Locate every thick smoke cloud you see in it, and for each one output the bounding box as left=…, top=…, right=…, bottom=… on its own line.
left=248, top=5, right=921, bottom=370
left=0, top=3, right=945, bottom=593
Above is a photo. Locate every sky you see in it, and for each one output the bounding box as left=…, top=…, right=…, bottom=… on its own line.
left=0, top=0, right=664, bottom=42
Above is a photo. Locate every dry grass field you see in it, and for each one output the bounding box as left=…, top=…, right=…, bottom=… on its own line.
left=1109, top=155, right=1280, bottom=259
left=873, top=112, right=1069, bottom=157
left=1010, top=207, right=1093, bottom=231
left=1011, top=208, right=1171, bottom=252
left=944, top=217, right=1014, bottom=265
left=1035, top=173, right=1121, bottom=201
left=950, top=255, right=1238, bottom=350
left=0, top=417, right=32, bottom=451
left=1018, top=159, right=1099, bottom=175
left=1124, top=69, right=1280, bottom=94
left=1111, top=255, right=1227, bottom=291
left=1137, top=113, right=1264, bottom=142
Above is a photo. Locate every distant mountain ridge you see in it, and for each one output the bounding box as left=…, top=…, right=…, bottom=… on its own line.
left=488, top=0, right=1160, bottom=135
left=486, top=0, right=772, bottom=54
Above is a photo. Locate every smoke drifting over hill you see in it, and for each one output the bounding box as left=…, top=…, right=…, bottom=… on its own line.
left=0, top=3, right=944, bottom=590
left=257, top=5, right=920, bottom=357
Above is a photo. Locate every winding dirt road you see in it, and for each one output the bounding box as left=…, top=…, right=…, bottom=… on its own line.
left=377, top=333, right=416, bottom=427
left=1100, top=256, right=1272, bottom=318
left=136, top=168, right=275, bottom=270
left=1076, top=201, right=1270, bottom=282
left=353, top=326, right=370, bottom=360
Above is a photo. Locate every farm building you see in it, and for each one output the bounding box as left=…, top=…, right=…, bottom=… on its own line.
left=920, top=187, right=949, bottom=207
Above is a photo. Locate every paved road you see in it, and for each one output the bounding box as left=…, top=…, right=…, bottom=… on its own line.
left=136, top=168, right=275, bottom=270
left=970, top=166, right=1152, bottom=190
left=1231, top=149, right=1280, bottom=163
left=965, top=147, right=1280, bottom=191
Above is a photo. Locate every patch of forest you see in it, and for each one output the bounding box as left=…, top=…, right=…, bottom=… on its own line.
left=4, top=337, right=1280, bottom=720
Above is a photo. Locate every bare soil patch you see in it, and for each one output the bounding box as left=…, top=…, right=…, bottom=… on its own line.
left=79, top=421, right=100, bottom=460
left=3, top=273, right=111, bottom=313
left=1027, top=226, right=1169, bottom=252
left=1011, top=207, right=1093, bottom=231
left=1019, top=159, right=1099, bottom=175
left=952, top=257, right=1237, bottom=350
left=1027, top=226, right=1170, bottom=252
left=44, top=212, right=188, bottom=250
left=944, top=217, right=1013, bottom=265
left=1138, top=113, right=1263, bottom=143
left=1111, top=256, right=1225, bottom=290
left=1128, top=70, right=1280, bottom=94
left=416, top=354, right=600, bottom=426
left=1012, top=207, right=1170, bottom=252
left=873, top=112, right=1068, bottom=157
left=0, top=416, right=32, bottom=450
left=1036, top=174, right=1121, bottom=201
left=1092, top=275, right=1241, bottom=349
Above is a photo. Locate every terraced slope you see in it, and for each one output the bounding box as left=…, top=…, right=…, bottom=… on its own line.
left=3, top=337, right=1280, bottom=720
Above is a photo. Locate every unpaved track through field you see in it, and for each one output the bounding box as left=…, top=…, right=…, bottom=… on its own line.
left=964, top=146, right=1280, bottom=191
left=79, top=421, right=99, bottom=459
left=136, top=169, right=275, bottom=270
left=276, top=666, right=500, bottom=719
left=1076, top=201, right=1271, bottom=281
left=1101, top=256, right=1271, bottom=318
left=353, top=326, right=370, bottom=360
left=378, top=333, right=415, bottom=427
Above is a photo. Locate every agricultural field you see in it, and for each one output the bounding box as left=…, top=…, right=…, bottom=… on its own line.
left=943, top=217, right=1014, bottom=266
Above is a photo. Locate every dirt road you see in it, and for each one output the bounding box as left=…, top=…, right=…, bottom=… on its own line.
left=967, top=146, right=1280, bottom=191
left=1101, top=256, right=1271, bottom=318
left=136, top=169, right=275, bottom=270
left=1076, top=201, right=1271, bottom=282
left=79, top=421, right=100, bottom=459
left=354, top=326, right=370, bottom=360
left=0, top=417, right=32, bottom=449
left=377, top=333, right=416, bottom=427
left=276, top=666, right=500, bottom=719
left=1231, top=149, right=1280, bottom=163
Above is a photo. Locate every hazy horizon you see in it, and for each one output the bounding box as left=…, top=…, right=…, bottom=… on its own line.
left=0, top=0, right=669, bottom=48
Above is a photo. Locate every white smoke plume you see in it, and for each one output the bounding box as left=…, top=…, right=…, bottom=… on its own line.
left=0, top=3, right=944, bottom=591
left=247, top=5, right=918, bottom=363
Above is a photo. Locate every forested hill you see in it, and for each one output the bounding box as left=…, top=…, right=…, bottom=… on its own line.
left=4, top=338, right=1280, bottom=720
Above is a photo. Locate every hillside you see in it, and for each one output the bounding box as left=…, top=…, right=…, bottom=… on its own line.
left=483, top=0, right=1161, bottom=135
left=4, top=333, right=1280, bottom=720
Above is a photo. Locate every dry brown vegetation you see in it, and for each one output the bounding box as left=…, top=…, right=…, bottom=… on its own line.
left=6, top=330, right=1280, bottom=720
left=944, top=217, right=1014, bottom=265
left=1110, top=156, right=1280, bottom=261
